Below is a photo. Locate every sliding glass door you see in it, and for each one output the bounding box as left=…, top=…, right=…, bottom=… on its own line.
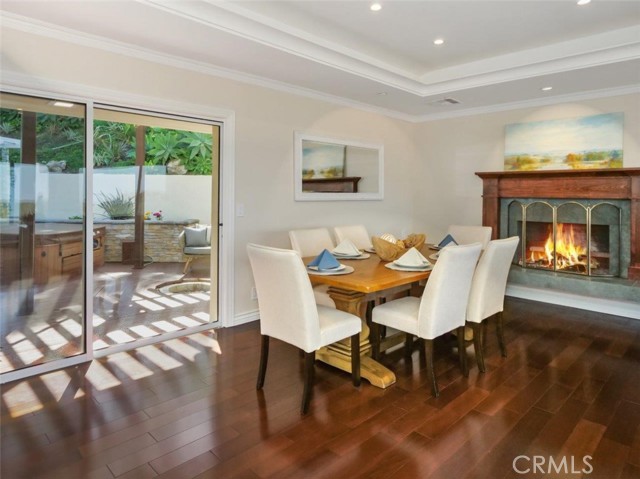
left=91, top=107, right=220, bottom=351
left=0, top=92, right=87, bottom=375
left=1, top=93, right=221, bottom=381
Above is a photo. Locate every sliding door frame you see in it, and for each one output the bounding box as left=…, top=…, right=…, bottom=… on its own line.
left=91, top=103, right=223, bottom=357
left=0, top=78, right=235, bottom=383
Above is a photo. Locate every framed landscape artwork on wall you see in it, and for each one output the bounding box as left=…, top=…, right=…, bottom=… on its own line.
left=301, top=140, right=346, bottom=179
left=294, top=132, right=384, bottom=201
left=504, top=112, right=623, bottom=171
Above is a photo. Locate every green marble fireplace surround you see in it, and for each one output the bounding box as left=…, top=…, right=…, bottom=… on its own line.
left=476, top=169, right=640, bottom=317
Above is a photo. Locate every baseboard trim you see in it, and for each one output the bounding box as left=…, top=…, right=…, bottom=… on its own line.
left=506, top=285, right=640, bottom=320
left=232, top=310, right=259, bottom=327
left=231, top=289, right=639, bottom=328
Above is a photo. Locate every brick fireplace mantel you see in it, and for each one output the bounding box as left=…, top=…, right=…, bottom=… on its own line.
left=475, top=168, right=640, bottom=280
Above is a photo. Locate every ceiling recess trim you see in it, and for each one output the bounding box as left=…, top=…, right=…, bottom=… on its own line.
left=144, top=1, right=640, bottom=97
left=2, top=12, right=638, bottom=123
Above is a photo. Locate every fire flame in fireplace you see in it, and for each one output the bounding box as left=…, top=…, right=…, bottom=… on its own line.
left=545, top=224, right=586, bottom=269
left=528, top=223, right=593, bottom=272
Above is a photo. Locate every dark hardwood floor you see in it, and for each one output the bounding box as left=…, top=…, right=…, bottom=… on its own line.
left=1, top=297, right=639, bottom=479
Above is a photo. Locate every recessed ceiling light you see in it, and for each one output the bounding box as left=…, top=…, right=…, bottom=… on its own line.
left=577, top=0, right=591, bottom=5
left=433, top=38, right=445, bottom=46
left=370, top=3, right=382, bottom=11
left=541, top=86, right=553, bottom=91
left=50, top=100, right=75, bottom=108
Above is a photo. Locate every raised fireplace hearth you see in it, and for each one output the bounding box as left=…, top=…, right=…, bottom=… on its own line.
left=476, top=168, right=640, bottom=281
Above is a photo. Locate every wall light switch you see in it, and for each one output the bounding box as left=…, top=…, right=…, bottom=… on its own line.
left=236, top=203, right=245, bottom=217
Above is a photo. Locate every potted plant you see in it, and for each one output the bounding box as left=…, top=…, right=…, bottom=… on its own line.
left=95, top=189, right=135, bottom=220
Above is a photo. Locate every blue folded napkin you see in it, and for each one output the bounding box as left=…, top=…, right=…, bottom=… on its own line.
left=438, top=234, right=458, bottom=248
left=307, top=249, right=341, bottom=270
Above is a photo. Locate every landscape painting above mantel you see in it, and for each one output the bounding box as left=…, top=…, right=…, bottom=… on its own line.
left=504, top=112, right=623, bottom=171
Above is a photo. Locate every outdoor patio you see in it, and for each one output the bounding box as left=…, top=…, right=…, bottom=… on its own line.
left=0, top=260, right=212, bottom=374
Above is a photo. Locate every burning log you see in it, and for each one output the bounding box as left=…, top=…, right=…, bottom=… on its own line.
left=523, top=224, right=599, bottom=273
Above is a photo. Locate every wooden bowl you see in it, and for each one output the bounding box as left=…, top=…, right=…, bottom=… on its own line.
left=372, top=233, right=426, bottom=261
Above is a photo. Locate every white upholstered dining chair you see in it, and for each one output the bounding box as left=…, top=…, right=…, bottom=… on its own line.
left=247, top=243, right=361, bottom=414
left=333, top=224, right=373, bottom=250
left=289, top=228, right=336, bottom=308
left=371, top=242, right=482, bottom=397
left=466, top=236, right=519, bottom=372
left=447, top=225, right=492, bottom=250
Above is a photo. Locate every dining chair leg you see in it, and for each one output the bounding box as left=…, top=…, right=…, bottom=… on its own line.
left=351, top=333, right=361, bottom=387
left=365, top=300, right=374, bottom=327
left=301, top=351, right=316, bottom=415
left=424, top=339, right=439, bottom=398
left=470, top=322, right=486, bottom=373
left=496, top=311, right=507, bottom=358
left=404, top=333, right=414, bottom=358
left=456, top=326, right=468, bottom=377
left=371, top=322, right=381, bottom=360
left=256, top=335, right=269, bottom=390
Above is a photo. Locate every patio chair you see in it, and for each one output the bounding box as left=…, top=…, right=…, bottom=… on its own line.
left=181, top=224, right=212, bottom=274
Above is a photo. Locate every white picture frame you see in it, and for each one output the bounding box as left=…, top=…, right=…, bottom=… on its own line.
left=294, top=132, right=384, bottom=201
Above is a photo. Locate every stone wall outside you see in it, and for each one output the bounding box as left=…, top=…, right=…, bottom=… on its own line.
left=97, top=220, right=199, bottom=263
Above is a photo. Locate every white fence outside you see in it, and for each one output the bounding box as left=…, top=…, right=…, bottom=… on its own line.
left=3, top=165, right=212, bottom=225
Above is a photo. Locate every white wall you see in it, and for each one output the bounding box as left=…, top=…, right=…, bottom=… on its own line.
left=345, top=145, right=379, bottom=193
left=2, top=27, right=638, bottom=320
left=1, top=27, right=419, bottom=318
left=414, top=94, right=640, bottom=242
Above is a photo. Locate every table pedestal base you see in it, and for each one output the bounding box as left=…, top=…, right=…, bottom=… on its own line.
left=317, top=348, right=396, bottom=388
left=316, top=286, right=397, bottom=389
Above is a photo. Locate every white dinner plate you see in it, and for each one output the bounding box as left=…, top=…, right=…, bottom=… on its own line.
left=385, top=263, right=432, bottom=272
left=392, top=258, right=431, bottom=268
left=307, top=265, right=355, bottom=276
left=429, top=252, right=440, bottom=261
left=333, top=253, right=371, bottom=260
left=364, top=247, right=377, bottom=254
left=307, top=264, right=346, bottom=272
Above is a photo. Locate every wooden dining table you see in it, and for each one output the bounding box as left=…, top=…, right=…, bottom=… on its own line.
left=305, top=245, right=438, bottom=388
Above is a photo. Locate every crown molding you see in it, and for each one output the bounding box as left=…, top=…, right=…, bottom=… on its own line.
left=416, top=84, right=640, bottom=123
left=2, top=13, right=638, bottom=124
left=418, top=26, right=640, bottom=91
left=0, top=13, right=417, bottom=123
left=141, top=0, right=426, bottom=94
left=416, top=42, right=640, bottom=98
left=0, top=69, right=237, bottom=123
left=144, top=1, right=640, bottom=97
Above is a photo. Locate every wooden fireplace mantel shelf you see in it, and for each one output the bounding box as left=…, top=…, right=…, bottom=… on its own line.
left=302, top=176, right=361, bottom=193
left=476, top=168, right=640, bottom=178
left=475, top=168, right=640, bottom=280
